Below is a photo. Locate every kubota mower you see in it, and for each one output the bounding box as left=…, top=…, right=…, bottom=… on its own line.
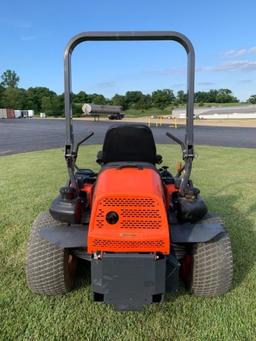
left=26, top=32, right=233, bottom=311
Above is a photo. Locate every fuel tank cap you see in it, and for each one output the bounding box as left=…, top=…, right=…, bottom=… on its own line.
left=106, top=211, right=119, bottom=224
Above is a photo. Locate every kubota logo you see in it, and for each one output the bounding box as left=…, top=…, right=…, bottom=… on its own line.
left=120, top=232, right=137, bottom=238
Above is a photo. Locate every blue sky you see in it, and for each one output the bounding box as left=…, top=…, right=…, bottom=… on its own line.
left=0, top=0, right=255, bottom=100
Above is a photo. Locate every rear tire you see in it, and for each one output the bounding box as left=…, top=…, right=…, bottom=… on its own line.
left=26, top=211, right=77, bottom=295
left=191, top=232, right=233, bottom=296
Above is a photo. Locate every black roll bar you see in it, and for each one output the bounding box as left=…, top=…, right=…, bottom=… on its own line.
left=64, top=31, right=195, bottom=194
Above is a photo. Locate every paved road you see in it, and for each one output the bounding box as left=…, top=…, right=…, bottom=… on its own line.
left=0, top=118, right=255, bottom=155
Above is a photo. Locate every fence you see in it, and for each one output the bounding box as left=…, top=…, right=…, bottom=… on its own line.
left=147, top=116, right=177, bottom=128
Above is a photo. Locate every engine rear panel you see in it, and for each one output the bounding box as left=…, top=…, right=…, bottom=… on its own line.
left=88, top=167, right=170, bottom=254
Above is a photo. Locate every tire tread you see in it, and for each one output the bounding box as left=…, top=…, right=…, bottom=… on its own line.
left=191, top=219, right=233, bottom=297
left=26, top=211, right=72, bottom=295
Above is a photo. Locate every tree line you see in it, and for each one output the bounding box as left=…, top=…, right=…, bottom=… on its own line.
left=1, top=69, right=256, bottom=116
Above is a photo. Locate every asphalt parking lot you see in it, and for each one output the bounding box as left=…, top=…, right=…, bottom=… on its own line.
left=0, top=118, right=256, bottom=156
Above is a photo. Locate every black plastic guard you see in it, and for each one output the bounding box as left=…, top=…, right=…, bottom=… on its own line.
left=50, top=195, right=81, bottom=224
left=166, top=254, right=180, bottom=292
left=171, top=213, right=225, bottom=243
left=91, top=254, right=166, bottom=311
left=39, top=224, right=88, bottom=248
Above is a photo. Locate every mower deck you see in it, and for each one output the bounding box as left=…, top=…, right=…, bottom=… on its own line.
left=39, top=212, right=225, bottom=249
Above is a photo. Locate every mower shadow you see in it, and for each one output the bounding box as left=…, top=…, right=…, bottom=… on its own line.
left=73, top=259, right=91, bottom=290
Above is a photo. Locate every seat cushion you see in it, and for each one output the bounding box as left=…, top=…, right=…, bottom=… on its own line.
left=100, top=124, right=158, bottom=164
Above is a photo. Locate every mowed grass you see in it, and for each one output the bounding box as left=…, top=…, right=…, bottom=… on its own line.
left=0, top=145, right=256, bottom=341
left=124, top=106, right=172, bottom=118
left=123, top=102, right=247, bottom=118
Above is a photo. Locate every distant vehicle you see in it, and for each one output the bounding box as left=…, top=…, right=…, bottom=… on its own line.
left=82, top=103, right=123, bottom=120
left=108, top=113, right=125, bottom=120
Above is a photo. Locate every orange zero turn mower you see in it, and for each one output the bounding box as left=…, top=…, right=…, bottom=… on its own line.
left=26, top=32, right=233, bottom=311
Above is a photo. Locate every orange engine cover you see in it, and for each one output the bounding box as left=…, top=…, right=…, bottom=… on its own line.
left=88, top=167, right=170, bottom=254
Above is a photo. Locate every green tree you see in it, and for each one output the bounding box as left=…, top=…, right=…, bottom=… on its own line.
left=135, top=94, right=152, bottom=109
left=41, top=96, right=53, bottom=115
left=194, top=89, right=238, bottom=104
left=176, top=90, right=187, bottom=104
left=1, top=87, right=27, bottom=109
left=87, top=93, right=107, bottom=105
left=26, top=87, right=57, bottom=113
left=1, top=70, right=20, bottom=88
left=248, top=95, right=256, bottom=104
left=125, top=91, right=145, bottom=108
left=73, top=91, right=88, bottom=104
left=216, top=89, right=238, bottom=103
left=194, top=91, right=209, bottom=103
left=41, top=93, right=63, bottom=116
left=152, top=89, right=175, bottom=109
left=52, top=95, right=64, bottom=116
left=0, top=84, right=5, bottom=107
left=124, top=91, right=154, bottom=109
left=111, top=94, right=127, bottom=109
left=207, top=89, right=218, bottom=103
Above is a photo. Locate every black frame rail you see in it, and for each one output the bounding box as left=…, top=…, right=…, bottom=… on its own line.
left=64, top=31, right=195, bottom=193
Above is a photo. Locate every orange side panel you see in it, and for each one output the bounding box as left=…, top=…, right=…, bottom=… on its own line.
left=80, top=183, right=94, bottom=208
left=88, top=167, right=170, bottom=254
left=165, top=184, right=178, bottom=208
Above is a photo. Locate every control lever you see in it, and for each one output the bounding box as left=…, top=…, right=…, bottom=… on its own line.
left=73, top=132, right=94, bottom=173
left=75, top=131, right=94, bottom=156
left=166, top=132, right=185, bottom=151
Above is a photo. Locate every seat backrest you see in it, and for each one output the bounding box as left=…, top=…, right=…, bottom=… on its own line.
left=99, top=124, right=158, bottom=164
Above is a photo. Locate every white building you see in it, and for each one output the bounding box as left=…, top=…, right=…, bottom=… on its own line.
left=172, top=105, right=256, bottom=119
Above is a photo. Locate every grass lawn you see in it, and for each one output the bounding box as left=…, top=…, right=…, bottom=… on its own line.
left=0, top=145, right=256, bottom=340
left=124, top=107, right=173, bottom=118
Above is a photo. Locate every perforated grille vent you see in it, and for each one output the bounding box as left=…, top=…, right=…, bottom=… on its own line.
left=95, top=197, right=162, bottom=230
left=95, top=208, right=105, bottom=228
left=121, top=209, right=160, bottom=219
left=92, top=239, right=165, bottom=249
left=101, top=197, right=157, bottom=208
left=121, top=220, right=161, bottom=229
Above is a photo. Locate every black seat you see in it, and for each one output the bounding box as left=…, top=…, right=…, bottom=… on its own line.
left=97, top=124, right=162, bottom=164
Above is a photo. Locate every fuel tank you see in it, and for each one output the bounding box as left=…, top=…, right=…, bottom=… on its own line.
left=88, top=166, right=170, bottom=254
